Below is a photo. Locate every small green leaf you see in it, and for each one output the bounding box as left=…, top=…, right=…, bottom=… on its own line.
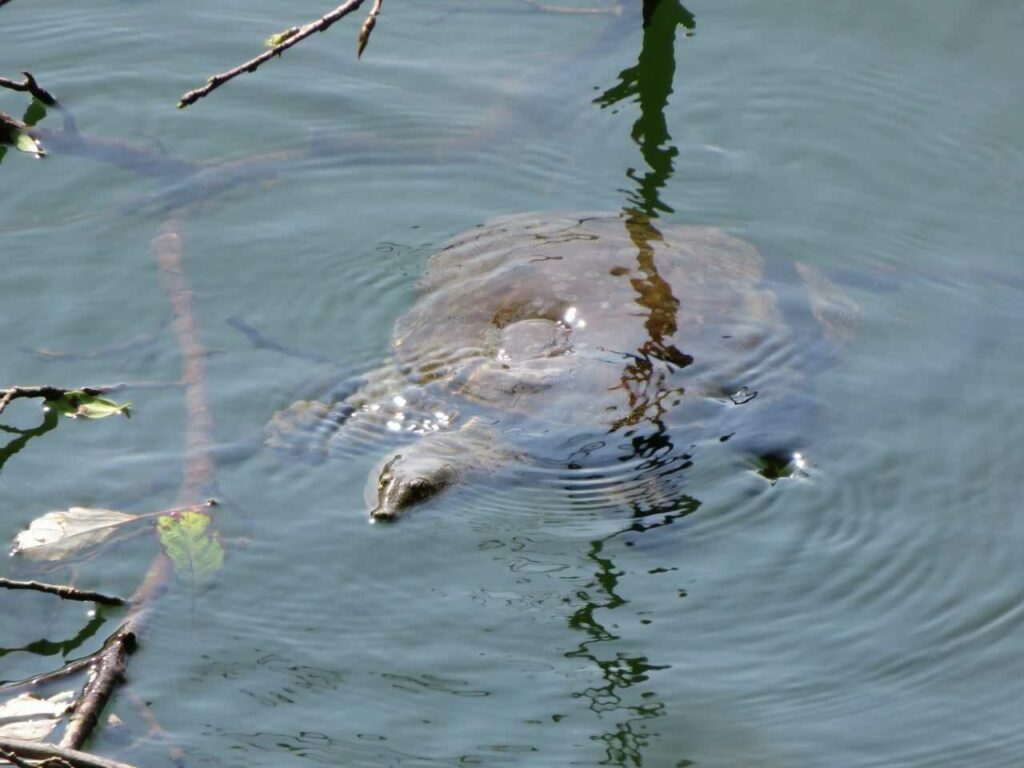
left=14, top=130, right=44, bottom=156
left=158, top=510, right=224, bottom=586
left=48, top=390, right=131, bottom=419
left=22, top=98, right=48, bottom=127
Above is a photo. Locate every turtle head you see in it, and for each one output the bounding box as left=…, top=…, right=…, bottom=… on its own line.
left=366, top=452, right=460, bottom=522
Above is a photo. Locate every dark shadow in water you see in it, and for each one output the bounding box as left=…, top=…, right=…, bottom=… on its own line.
left=565, top=2, right=697, bottom=765
left=0, top=610, right=108, bottom=671
left=0, top=410, right=59, bottom=475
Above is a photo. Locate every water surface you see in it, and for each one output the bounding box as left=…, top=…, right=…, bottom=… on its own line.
left=1, top=1, right=1022, bottom=766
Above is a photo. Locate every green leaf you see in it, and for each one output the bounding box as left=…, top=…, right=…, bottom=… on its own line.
left=14, top=130, right=44, bottom=156
left=11, top=507, right=144, bottom=561
left=48, top=390, right=131, bottom=419
left=158, top=510, right=224, bottom=586
left=0, top=690, right=74, bottom=740
left=22, top=98, right=48, bottom=127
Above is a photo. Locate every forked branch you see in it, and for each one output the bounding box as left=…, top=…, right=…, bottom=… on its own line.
left=179, top=0, right=382, bottom=108
left=0, top=71, right=57, bottom=105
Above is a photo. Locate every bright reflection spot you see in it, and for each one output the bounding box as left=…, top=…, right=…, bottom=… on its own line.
left=386, top=420, right=402, bottom=432
left=793, top=452, right=806, bottom=470
left=393, top=395, right=407, bottom=408
left=496, top=348, right=511, bottom=364
left=563, top=305, right=586, bottom=329
left=369, top=403, right=381, bottom=412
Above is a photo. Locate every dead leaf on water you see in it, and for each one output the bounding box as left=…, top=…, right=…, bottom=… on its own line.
left=11, top=507, right=146, bottom=562
left=0, top=690, right=74, bottom=740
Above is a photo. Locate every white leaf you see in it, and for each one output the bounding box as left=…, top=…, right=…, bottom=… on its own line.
left=11, top=507, right=143, bottom=561
left=0, top=690, right=74, bottom=740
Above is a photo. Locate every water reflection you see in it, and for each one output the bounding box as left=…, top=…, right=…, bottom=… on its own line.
left=565, top=2, right=697, bottom=764
left=0, top=610, right=108, bottom=682
left=0, top=410, right=59, bottom=475
left=595, top=0, right=694, bottom=217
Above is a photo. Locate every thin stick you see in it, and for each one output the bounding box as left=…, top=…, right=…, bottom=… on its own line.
left=0, top=71, right=57, bottom=105
left=0, top=748, right=36, bottom=768
left=178, top=0, right=370, bottom=108
left=0, top=739, right=139, bottom=768
left=0, top=655, right=96, bottom=694
left=0, top=578, right=125, bottom=606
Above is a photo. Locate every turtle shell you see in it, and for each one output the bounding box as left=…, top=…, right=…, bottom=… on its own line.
left=390, top=212, right=794, bottom=433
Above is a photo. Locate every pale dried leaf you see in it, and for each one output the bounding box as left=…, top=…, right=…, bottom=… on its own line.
left=12, top=507, right=142, bottom=561
left=0, top=690, right=73, bottom=740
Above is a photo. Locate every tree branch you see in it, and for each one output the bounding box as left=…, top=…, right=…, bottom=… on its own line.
left=0, top=577, right=126, bottom=606
left=0, top=739, right=138, bottom=768
left=0, top=386, right=115, bottom=417
left=178, top=0, right=373, bottom=108
left=0, top=71, right=57, bottom=105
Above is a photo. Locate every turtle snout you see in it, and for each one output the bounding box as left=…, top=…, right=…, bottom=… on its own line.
left=367, top=457, right=459, bottom=521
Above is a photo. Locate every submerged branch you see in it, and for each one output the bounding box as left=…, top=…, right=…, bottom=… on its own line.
left=179, top=0, right=374, bottom=108
left=58, top=220, right=218, bottom=751
left=0, top=577, right=126, bottom=606
left=0, top=738, right=139, bottom=768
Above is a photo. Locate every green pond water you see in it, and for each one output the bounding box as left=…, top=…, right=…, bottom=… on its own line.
left=2, top=1, right=1023, bottom=766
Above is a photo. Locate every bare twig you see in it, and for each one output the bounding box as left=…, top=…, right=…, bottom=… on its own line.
left=0, top=747, right=36, bottom=768
left=0, top=655, right=97, bottom=694
left=178, top=0, right=372, bottom=108
left=0, top=71, right=58, bottom=105
left=0, top=577, right=126, bottom=606
left=0, top=739, right=138, bottom=768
